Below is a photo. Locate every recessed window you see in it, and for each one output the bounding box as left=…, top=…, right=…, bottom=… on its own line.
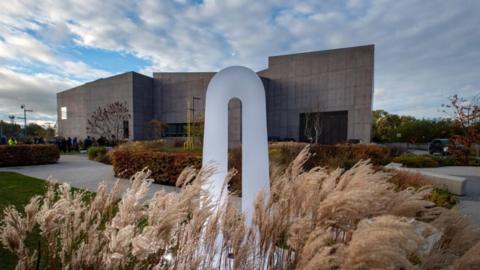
left=164, top=123, right=187, bottom=137
left=61, top=107, right=67, bottom=120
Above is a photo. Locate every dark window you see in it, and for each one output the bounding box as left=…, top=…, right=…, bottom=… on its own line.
left=123, top=121, right=129, bottom=139
left=164, top=123, right=187, bottom=137
left=299, top=111, right=348, bottom=144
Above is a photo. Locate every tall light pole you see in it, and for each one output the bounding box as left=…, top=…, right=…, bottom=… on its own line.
left=191, top=96, right=201, bottom=122
left=19, top=104, right=33, bottom=137
left=8, top=115, right=15, bottom=125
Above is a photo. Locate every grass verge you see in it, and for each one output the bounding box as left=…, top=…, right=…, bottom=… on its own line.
left=0, top=172, right=47, bottom=270
left=0, top=172, right=92, bottom=270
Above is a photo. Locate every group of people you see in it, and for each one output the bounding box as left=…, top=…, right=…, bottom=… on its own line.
left=0, top=136, right=45, bottom=145
left=55, top=135, right=113, bottom=152
left=55, top=137, right=80, bottom=152
left=0, top=134, right=114, bottom=151
left=0, top=136, right=18, bottom=145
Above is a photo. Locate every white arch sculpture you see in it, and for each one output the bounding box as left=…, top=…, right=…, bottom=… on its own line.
left=202, top=66, right=270, bottom=222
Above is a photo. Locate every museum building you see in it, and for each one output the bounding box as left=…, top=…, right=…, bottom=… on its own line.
left=57, top=45, right=374, bottom=145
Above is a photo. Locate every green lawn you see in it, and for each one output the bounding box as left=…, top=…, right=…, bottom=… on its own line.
left=0, top=172, right=47, bottom=270
left=0, top=172, right=92, bottom=270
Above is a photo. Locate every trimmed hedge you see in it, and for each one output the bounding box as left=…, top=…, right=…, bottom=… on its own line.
left=270, top=142, right=391, bottom=169
left=0, top=144, right=60, bottom=166
left=392, top=154, right=439, bottom=168
left=112, top=142, right=391, bottom=191
left=111, top=148, right=202, bottom=185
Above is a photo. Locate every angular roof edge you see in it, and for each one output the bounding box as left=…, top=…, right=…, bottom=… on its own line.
left=58, top=71, right=149, bottom=94
left=268, top=44, right=374, bottom=59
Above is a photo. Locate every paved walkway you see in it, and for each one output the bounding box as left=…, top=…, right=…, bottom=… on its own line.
left=417, top=166, right=480, bottom=224
left=0, top=154, right=180, bottom=198
left=1, top=156, right=478, bottom=223
left=0, top=155, right=242, bottom=207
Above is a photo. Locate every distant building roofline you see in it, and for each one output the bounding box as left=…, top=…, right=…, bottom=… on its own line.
left=58, top=44, right=374, bottom=94
left=268, top=44, right=374, bottom=59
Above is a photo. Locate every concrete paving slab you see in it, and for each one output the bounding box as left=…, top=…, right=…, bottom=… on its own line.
left=0, top=154, right=180, bottom=198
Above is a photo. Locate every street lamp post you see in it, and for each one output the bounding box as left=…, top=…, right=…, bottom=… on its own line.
left=8, top=115, right=15, bottom=125
left=20, top=104, right=33, bottom=137
left=191, top=96, right=201, bottom=122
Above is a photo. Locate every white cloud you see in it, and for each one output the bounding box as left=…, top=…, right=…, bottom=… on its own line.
left=0, top=26, right=112, bottom=81
left=0, top=0, right=479, bottom=123
left=0, top=67, right=78, bottom=123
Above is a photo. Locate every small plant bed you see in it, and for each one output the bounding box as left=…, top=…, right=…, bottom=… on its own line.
left=388, top=170, right=457, bottom=208
left=428, top=188, right=458, bottom=208
left=392, top=154, right=440, bottom=168
left=87, top=146, right=111, bottom=164
left=392, top=153, right=476, bottom=168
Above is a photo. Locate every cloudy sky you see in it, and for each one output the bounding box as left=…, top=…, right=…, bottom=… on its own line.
left=0, top=0, right=479, bottom=125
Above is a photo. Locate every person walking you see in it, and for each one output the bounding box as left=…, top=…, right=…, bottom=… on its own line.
left=67, top=137, right=72, bottom=152
left=84, top=136, right=92, bottom=150
left=60, top=137, right=67, bottom=152
left=8, top=137, right=17, bottom=145
left=73, top=137, right=78, bottom=151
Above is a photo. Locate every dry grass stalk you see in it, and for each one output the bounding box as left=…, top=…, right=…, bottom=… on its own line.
left=1, top=145, right=479, bottom=269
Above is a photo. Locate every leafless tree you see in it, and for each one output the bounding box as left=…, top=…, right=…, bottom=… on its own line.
left=146, top=119, right=166, bottom=139
left=303, top=112, right=313, bottom=142
left=303, top=107, right=323, bottom=143
left=87, top=101, right=130, bottom=142
left=312, top=113, right=322, bottom=143
left=442, top=94, right=480, bottom=163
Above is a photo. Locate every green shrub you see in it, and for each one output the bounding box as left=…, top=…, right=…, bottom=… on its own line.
left=111, top=148, right=201, bottom=186
left=427, top=188, right=457, bottom=208
left=432, top=155, right=457, bottom=167
left=388, top=171, right=457, bottom=208
left=87, top=146, right=107, bottom=160
left=467, top=157, right=480, bottom=166
left=393, top=154, right=476, bottom=168
left=0, top=144, right=60, bottom=166
left=392, top=154, right=439, bottom=168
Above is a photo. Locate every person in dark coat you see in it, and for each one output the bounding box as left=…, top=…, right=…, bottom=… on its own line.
left=67, top=137, right=72, bottom=152
left=73, top=137, right=78, bottom=151
left=60, top=137, right=67, bottom=152
left=84, top=136, right=92, bottom=150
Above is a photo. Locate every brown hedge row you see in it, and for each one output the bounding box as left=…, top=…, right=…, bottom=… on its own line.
left=0, top=144, right=60, bottom=167
left=112, top=142, right=391, bottom=192
left=269, top=142, right=391, bottom=169
left=111, top=148, right=202, bottom=186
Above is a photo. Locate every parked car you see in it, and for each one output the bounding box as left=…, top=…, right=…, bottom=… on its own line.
left=429, top=139, right=449, bottom=155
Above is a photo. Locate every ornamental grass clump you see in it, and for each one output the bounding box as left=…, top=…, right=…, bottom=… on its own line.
left=1, top=145, right=479, bottom=269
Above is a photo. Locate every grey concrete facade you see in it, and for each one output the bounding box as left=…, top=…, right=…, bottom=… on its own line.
left=261, top=45, right=374, bottom=142
left=57, top=72, right=153, bottom=140
left=57, top=45, right=374, bottom=144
